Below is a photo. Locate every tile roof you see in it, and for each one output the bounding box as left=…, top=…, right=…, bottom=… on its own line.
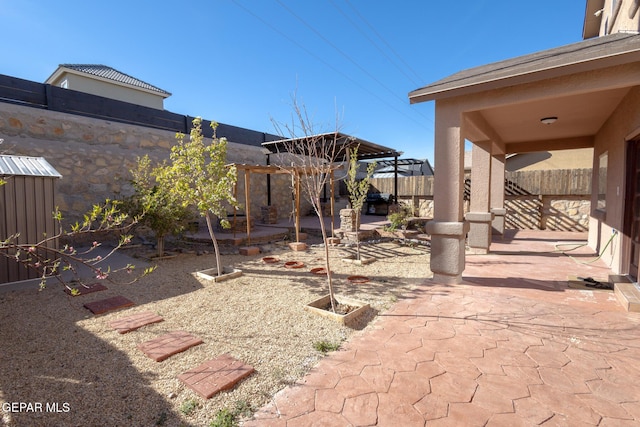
left=59, top=64, right=171, bottom=96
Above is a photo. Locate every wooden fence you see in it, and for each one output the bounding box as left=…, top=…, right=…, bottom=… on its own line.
left=369, top=169, right=593, bottom=231
left=370, top=169, right=592, bottom=197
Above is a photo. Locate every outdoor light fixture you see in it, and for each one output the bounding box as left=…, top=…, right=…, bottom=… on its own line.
left=540, top=116, right=558, bottom=125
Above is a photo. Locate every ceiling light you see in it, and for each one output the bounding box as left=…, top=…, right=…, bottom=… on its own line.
left=540, top=117, right=558, bottom=125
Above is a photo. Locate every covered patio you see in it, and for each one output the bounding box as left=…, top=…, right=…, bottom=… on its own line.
left=408, top=32, right=640, bottom=286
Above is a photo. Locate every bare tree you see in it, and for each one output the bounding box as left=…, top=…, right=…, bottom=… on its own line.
left=271, top=95, right=344, bottom=312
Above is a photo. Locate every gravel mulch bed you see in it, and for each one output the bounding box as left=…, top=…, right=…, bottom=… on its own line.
left=0, top=238, right=431, bottom=427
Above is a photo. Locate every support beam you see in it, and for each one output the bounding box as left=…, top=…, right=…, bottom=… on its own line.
left=465, top=141, right=493, bottom=254
left=505, top=136, right=594, bottom=154
left=490, top=153, right=506, bottom=236
left=427, top=102, right=468, bottom=284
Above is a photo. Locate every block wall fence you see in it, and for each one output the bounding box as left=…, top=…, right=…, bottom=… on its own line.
left=0, top=102, right=311, bottom=231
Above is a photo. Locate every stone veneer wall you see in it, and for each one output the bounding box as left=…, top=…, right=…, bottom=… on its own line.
left=0, top=102, right=309, bottom=228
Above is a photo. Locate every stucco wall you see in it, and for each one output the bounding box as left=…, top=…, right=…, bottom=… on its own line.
left=589, top=86, right=640, bottom=274
left=0, top=102, right=303, bottom=229
left=602, top=0, right=640, bottom=36
left=506, top=148, right=594, bottom=171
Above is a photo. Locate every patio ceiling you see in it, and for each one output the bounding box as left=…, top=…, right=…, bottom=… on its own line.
left=261, top=132, right=401, bottom=161
left=409, top=33, right=640, bottom=154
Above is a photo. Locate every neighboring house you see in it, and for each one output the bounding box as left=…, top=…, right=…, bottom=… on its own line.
left=45, top=64, right=171, bottom=110
left=464, top=148, right=593, bottom=172
left=409, top=0, right=640, bottom=283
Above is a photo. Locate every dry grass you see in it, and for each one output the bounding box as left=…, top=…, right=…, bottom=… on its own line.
left=0, top=238, right=431, bottom=427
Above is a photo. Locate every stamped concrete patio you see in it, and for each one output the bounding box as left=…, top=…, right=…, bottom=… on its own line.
left=245, top=230, right=640, bottom=426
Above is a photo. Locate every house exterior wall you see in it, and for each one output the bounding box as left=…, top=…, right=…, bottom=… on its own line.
left=599, top=0, right=640, bottom=36
left=49, top=73, right=165, bottom=110
left=588, top=85, right=640, bottom=274
left=0, top=102, right=300, bottom=232
left=506, top=148, right=594, bottom=171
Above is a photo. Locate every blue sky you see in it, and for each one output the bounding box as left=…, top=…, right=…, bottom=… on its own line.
left=2, top=1, right=586, bottom=163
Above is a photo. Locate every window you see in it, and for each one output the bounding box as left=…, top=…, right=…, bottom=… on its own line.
left=60, top=79, right=68, bottom=89
left=597, top=151, right=608, bottom=212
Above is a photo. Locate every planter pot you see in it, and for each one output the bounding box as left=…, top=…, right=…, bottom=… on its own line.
left=193, top=266, right=243, bottom=283
left=262, top=256, right=280, bottom=264
left=305, top=294, right=370, bottom=328
left=347, top=275, right=370, bottom=284
left=284, top=261, right=305, bottom=269
left=310, top=267, right=331, bottom=275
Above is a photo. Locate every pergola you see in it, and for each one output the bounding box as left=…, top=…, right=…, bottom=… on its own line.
left=230, top=133, right=401, bottom=245
left=230, top=163, right=342, bottom=245
left=262, top=132, right=402, bottom=201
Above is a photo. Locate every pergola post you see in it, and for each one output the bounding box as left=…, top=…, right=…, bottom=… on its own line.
left=394, top=155, right=399, bottom=204
left=295, top=172, right=301, bottom=242
left=244, top=169, right=251, bottom=245
left=330, top=169, right=335, bottom=236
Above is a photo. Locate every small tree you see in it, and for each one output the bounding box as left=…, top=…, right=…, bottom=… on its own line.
left=155, top=117, right=238, bottom=277
left=271, top=95, right=342, bottom=312
left=124, top=155, right=195, bottom=258
left=345, top=145, right=376, bottom=261
left=0, top=198, right=154, bottom=291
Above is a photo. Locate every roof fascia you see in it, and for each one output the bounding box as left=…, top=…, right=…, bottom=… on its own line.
left=409, top=43, right=640, bottom=104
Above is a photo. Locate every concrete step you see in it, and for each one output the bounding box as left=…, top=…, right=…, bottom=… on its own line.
left=614, top=282, right=640, bottom=312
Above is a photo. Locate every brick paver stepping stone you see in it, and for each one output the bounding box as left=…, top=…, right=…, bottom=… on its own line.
left=178, top=354, right=255, bottom=399
left=64, top=283, right=107, bottom=296
left=138, top=331, right=203, bottom=362
left=109, top=311, right=164, bottom=334
left=83, top=295, right=135, bottom=315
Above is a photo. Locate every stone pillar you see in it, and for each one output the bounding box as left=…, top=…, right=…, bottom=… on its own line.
left=465, top=142, right=493, bottom=254
left=260, top=205, right=278, bottom=224
left=427, top=102, right=467, bottom=284
left=340, top=208, right=357, bottom=232
left=490, top=153, right=506, bottom=235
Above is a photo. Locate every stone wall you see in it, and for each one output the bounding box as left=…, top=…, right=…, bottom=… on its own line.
left=0, top=102, right=309, bottom=227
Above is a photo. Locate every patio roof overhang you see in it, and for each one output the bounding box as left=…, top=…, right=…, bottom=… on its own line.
left=408, top=33, right=640, bottom=154
left=261, top=132, right=402, bottom=161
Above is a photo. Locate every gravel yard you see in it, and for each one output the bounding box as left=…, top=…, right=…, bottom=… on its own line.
left=0, top=238, right=431, bottom=427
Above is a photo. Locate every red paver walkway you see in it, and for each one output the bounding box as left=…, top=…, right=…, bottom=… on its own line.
left=83, top=295, right=134, bottom=315
left=109, top=311, right=164, bottom=334
left=178, top=354, right=255, bottom=399
left=138, top=331, right=203, bottom=362
left=246, top=230, right=640, bottom=426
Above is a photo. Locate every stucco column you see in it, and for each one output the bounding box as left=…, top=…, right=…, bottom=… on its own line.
left=490, top=153, right=506, bottom=235
left=465, top=142, right=493, bottom=254
left=426, top=102, right=469, bottom=284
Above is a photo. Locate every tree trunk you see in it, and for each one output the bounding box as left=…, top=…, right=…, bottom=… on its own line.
left=355, top=211, right=361, bottom=261
left=315, top=199, right=336, bottom=313
left=156, top=235, right=165, bottom=258
left=205, top=212, right=223, bottom=276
